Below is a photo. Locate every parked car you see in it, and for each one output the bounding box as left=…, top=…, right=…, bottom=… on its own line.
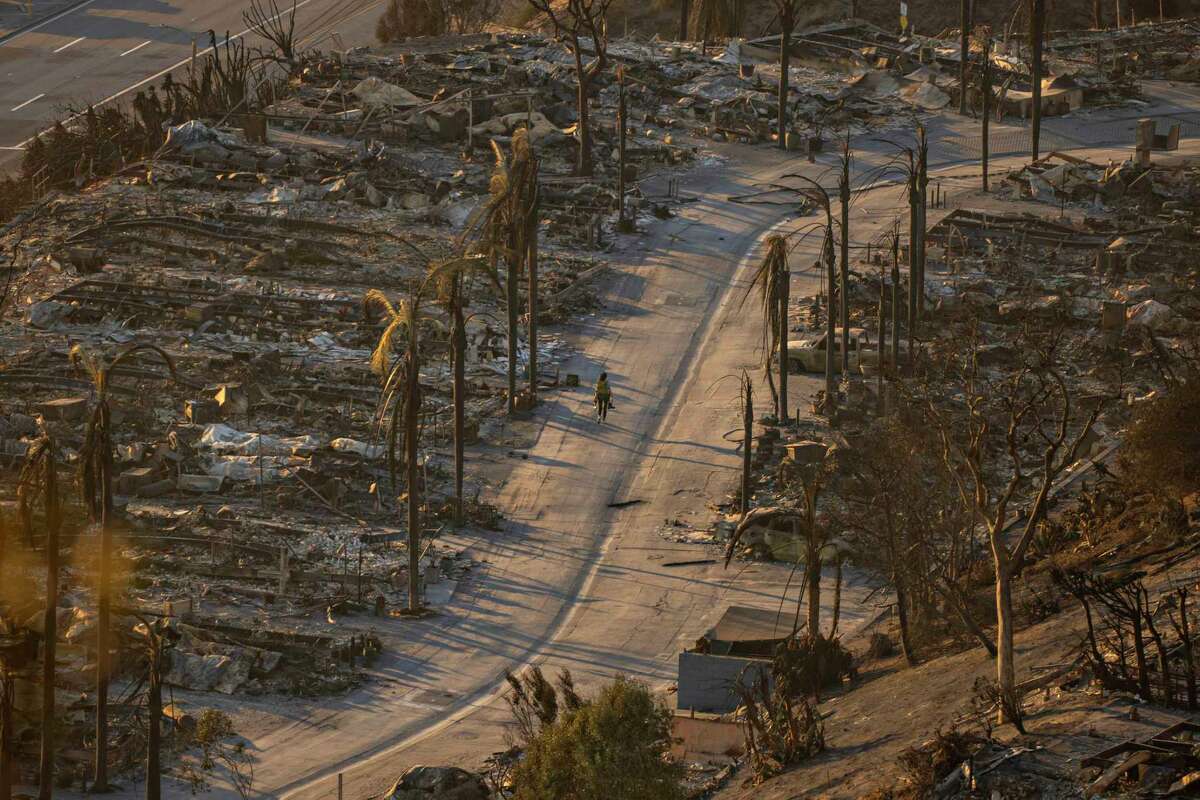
left=781, top=328, right=903, bottom=374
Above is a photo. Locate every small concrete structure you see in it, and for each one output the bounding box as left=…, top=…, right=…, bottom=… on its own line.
left=676, top=606, right=798, bottom=713
left=670, top=711, right=745, bottom=760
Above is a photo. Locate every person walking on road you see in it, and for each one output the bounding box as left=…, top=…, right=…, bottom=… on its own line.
left=594, top=372, right=614, bottom=423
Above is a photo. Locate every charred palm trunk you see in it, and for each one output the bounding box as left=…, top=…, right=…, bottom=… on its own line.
left=824, top=233, right=836, bottom=409
left=877, top=263, right=886, bottom=411
left=777, top=9, right=792, bottom=150
left=982, top=42, right=991, bottom=190
left=906, top=171, right=918, bottom=363
left=527, top=180, right=540, bottom=398
left=94, top=403, right=114, bottom=793
left=406, top=340, right=422, bottom=611
left=890, top=240, right=900, bottom=376
left=1, top=673, right=12, bottom=800
left=452, top=279, right=466, bottom=527
left=506, top=254, right=519, bottom=415
left=830, top=558, right=843, bottom=638
left=574, top=52, right=593, bottom=177
left=778, top=260, right=789, bottom=424
left=960, top=0, right=970, bottom=115
left=40, top=449, right=60, bottom=800
left=916, top=131, right=928, bottom=321
left=839, top=144, right=851, bottom=375
left=146, top=644, right=162, bottom=800
left=741, top=376, right=753, bottom=516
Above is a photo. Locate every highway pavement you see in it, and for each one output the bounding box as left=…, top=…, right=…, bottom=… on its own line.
left=0, top=0, right=384, bottom=170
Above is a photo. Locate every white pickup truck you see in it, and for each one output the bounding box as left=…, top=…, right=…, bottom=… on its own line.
left=782, top=327, right=898, bottom=374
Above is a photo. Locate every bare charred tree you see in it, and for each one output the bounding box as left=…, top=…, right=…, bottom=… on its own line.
left=1029, top=0, right=1046, bottom=161
left=1094, top=0, right=1103, bottom=27
left=774, top=0, right=799, bottom=150
left=527, top=0, right=614, bottom=177
left=1168, top=586, right=1197, bottom=710
left=917, top=331, right=1101, bottom=729
left=679, top=0, right=690, bottom=39
left=242, top=0, right=299, bottom=70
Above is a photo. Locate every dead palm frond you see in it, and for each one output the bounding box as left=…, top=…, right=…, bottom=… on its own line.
left=743, top=235, right=790, bottom=419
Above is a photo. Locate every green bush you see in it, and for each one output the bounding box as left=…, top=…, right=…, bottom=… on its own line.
left=511, top=676, right=683, bottom=800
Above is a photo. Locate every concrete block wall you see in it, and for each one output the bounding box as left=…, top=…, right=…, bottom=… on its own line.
left=677, top=650, right=771, bottom=714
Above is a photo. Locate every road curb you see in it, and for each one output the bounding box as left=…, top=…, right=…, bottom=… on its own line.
left=0, top=0, right=92, bottom=46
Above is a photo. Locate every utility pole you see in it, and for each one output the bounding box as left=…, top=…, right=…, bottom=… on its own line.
left=1030, top=0, right=1046, bottom=161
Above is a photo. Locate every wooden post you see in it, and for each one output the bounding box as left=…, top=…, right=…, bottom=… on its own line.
left=338, top=772, right=343, bottom=800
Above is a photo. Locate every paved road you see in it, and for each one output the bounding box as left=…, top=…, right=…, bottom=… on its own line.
left=0, top=0, right=383, bottom=169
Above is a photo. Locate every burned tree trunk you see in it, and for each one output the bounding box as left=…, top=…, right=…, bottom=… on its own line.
left=406, top=339, right=422, bottom=611
left=982, top=40, right=992, bottom=191
left=40, top=447, right=60, bottom=800
left=506, top=253, right=519, bottom=415
left=779, top=254, right=789, bottom=424
left=890, top=238, right=900, bottom=375
left=777, top=4, right=794, bottom=150
left=527, top=182, right=540, bottom=399
left=741, top=374, right=753, bottom=516
left=94, top=404, right=114, bottom=793
left=839, top=140, right=851, bottom=375
left=452, top=278, right=466, bottom=527
left=960, top=0, right=970, bottom=115
left=0, top=672, right=11, bottom=800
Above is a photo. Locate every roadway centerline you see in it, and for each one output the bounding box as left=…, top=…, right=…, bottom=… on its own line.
left=120, top=40, right=152, bottom=56
left=11, top=93, right=45, bottom=112
left=52, top=35, right=86, bottom=53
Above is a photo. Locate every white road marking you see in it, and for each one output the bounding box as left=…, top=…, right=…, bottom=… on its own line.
left=3, top=0, right=316, bottom=151
left=120, top=40, right=152, bottom=57
left=52, top=36, right=85, bottom=53
left=0, top=0, right=102, bottom=48
left=10, top=93, right=45, bottom=112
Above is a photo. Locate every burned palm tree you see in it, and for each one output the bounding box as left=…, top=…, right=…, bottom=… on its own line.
left=741, top=371, right=753, bottom=516
left=366, top=288, right=428, bottom=613
left=743, top=236, right=790, bottom=422
left=72, top=343, right=184, bottom=792
left=427, top=259, right=500, bottom=528
left=366, top=257, right=487, bottom=609
left=17, top=435, right=60, bottom=800
left=775, top=172, right=838, bottom=412
left=463, top=131, right=540, bottom=415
